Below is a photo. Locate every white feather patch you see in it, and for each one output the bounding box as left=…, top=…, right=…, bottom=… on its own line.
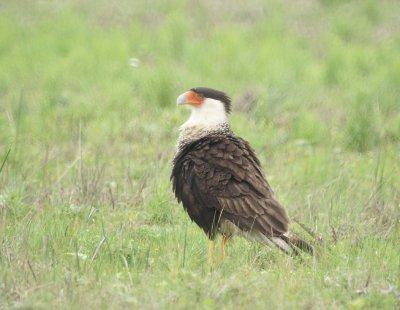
left=180, top=98, right=228, bottom=131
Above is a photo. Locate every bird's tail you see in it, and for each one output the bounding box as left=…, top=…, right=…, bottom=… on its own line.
left=249, top=231, right=314, bottom=256
left=280, top=232, right=314, bottom=255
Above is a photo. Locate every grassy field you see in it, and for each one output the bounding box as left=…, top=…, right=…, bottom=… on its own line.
left=1, top=0, right=400, bottom=308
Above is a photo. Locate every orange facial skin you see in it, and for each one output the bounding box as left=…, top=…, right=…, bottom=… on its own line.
left=184, top=90, right=204, bottom=106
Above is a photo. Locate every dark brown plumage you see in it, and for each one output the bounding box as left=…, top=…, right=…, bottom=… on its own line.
left=172, top=135, right=289, bottom=238
left=172, top=87, right=313, bottom=257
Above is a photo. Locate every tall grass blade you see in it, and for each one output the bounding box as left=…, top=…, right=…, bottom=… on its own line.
left=0, top=148, right=11, bottom=174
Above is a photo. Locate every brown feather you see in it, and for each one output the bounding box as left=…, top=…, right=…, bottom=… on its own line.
left=172, top=134, right=289, bottom=238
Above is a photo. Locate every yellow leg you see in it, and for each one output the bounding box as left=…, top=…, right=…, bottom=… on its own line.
left=208, top=240, right=215, bottom=265
left=219, top=235, right=230, bottom=262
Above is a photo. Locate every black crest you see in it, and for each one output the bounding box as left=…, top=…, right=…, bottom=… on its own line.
left=191, top=87, right=232, bottom=114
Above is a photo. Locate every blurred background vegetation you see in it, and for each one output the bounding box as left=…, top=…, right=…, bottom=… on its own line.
left=0, top=0, right=399, bottom=308
left=1, top=0, right=399, bottom=154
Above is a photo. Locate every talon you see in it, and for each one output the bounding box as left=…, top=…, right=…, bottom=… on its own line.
left=219, top=235, right=230, bottom=262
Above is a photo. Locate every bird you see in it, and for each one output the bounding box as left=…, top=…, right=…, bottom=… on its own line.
left=171, top=87, right=313, bottom=264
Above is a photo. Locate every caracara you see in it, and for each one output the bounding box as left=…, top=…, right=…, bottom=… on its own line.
left=171, top=87, right=313, bottom=263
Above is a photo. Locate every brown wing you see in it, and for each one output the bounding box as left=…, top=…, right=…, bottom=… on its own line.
left=172, top=135, right=289, bottom=237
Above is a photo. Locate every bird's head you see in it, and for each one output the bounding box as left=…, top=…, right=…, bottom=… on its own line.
left=176, top=87, right=231, bottom=129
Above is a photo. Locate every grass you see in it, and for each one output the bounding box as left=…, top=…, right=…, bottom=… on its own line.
left=1, top=0, right=399, bottom=308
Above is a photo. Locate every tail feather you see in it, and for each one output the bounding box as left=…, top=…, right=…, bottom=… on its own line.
left=270, top=237, right=295, bottom=255
left=245, top=230, right=314, bottom=256
left=247, top=232, right=294, bottom=255
left=282, top=232, right=314, bottom=255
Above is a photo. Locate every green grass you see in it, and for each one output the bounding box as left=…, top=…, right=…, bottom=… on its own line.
left=1, top=0, right=400, bottom=308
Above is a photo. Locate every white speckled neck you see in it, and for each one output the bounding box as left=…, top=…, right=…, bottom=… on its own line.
left=177, top=123, right=231, bottom=148
left=177, top=98, right=231, bottom=148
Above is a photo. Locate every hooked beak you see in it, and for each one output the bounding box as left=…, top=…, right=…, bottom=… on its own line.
left=176, top=90, right=203, bottom=107
left=176, top=93, right=188, bottom=105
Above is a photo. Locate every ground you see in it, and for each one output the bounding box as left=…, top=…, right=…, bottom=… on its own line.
left=0, top=0, right=399, bottom=309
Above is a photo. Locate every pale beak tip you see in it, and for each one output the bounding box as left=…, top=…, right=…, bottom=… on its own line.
left=176, top=94, right=187, bottom=105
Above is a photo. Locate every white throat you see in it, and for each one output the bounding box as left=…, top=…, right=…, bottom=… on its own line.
left=180, top=98, right=228, bottom=131
left=178, top=98, right=229, bottom=146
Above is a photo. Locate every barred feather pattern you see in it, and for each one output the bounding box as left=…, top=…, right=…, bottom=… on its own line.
left=171, top=125, right=313, bottom=255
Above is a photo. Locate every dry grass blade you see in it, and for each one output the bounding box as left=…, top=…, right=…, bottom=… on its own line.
left=90, top=236, right=107, bottom=264
left=292, top=217, right=319, bottom=240
left=0, top=148, right=11, bottom=174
